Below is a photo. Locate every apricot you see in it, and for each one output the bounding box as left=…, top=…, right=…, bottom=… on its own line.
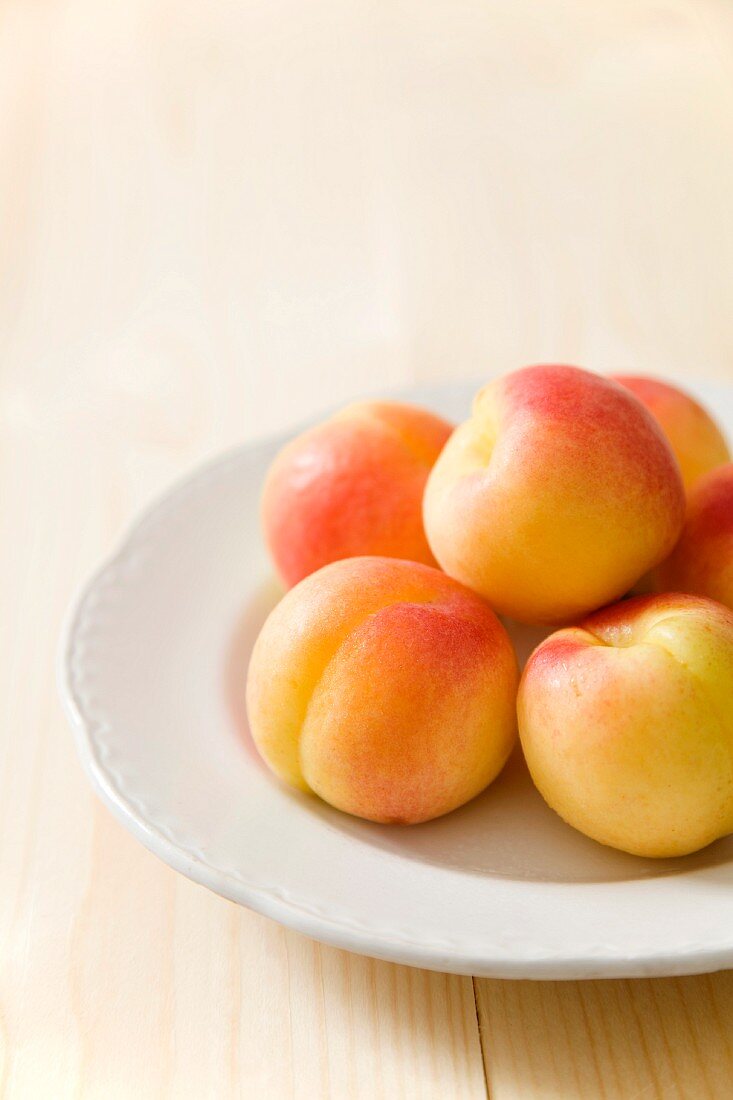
left=423, top=365, right=685, bottom=624
left=612, top=375, right=730, bottom=491
left=262, top=401, right=452, bottom=587
left=246, top=556, right=518, bottom=824
left=518, top=594, right=733, bottom=858
left=655, top=463, right=733, bottom=610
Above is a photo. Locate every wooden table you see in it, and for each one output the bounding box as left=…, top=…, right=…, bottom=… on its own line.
left=3, top=1, right=733, bottom=1095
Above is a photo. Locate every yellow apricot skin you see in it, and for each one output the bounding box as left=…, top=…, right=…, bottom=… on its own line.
left=246, top=556, right=519, bottom=824
left=424, top=365, right=685, bottom=624
left=518, top=594, right=733, bottom=858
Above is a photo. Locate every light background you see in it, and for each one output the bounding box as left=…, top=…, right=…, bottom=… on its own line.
left=3, top=1, right=733, bottom=1096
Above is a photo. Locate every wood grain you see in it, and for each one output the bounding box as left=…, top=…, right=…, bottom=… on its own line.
left=0, top=247, right=487, bottom=1100
left=476, top=974, right=733, bottom=1099
left=2, top=0, right=733, bottom=1096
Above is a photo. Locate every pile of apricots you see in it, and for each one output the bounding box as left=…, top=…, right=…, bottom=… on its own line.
left=246, top=365, right=733, bottom=858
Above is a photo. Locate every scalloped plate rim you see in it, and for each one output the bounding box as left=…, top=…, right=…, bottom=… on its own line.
left=58, top=376, right=733, bottom=979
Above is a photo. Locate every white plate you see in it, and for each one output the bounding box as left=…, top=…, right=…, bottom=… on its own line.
left=59, top=378, right=733, bottom=980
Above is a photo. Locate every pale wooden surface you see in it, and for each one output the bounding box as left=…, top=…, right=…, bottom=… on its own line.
left=3, top=1, right=733, bottom=1096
